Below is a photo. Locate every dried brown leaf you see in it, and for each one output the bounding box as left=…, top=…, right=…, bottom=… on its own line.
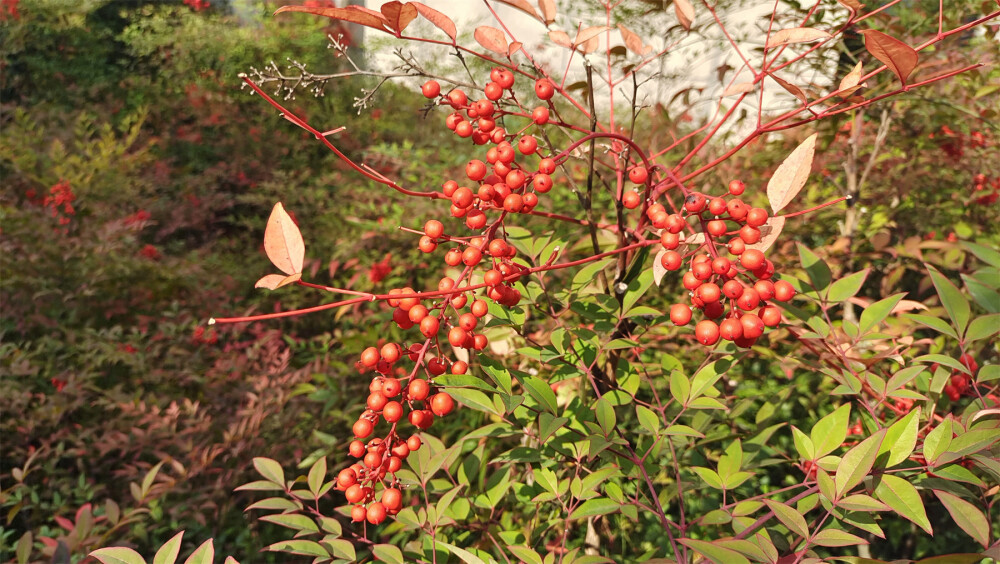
left=575, top=25, right=608, bottom=46
left=861, top=30, right=918, bottom=86
left=380, top=1, right=418, bottom=34
left=475, top=25, right=509, bottom=55
left=653, top=249, right=668, bottom=286
left=766, top=27, right=832, bottom=49
left=275, top=5, right=389, bottom=33
left=264, top=202, right=305, bottom=275
left=618, top=24, right=653, bottom=57
left=836, top=0, right=865, bottom=12
left=767, top=134, right=816, bottom=214
left=255, top=273, right=302, bottom=290
left=538, top=0, right=557, bottom=24
left=412, top=2, right=457, bottom=42
left=674, top=0, right=695, bottom=30
left=508, top=41, right=523, bottom=57
left=838, top=61, right=866, bottom=97
left=771, top=74, right=809, bottom=106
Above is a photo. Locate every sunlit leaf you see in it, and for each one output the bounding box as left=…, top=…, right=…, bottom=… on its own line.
left=263, top=203, right=305, bottom=275
left=861, top=30, right=918, bottom=86
left=767, top=133, right=816, bottom=214
left=766, top=27, right=831, bottom=49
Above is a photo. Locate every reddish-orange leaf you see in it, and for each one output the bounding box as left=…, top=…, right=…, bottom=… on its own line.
left=274, top=5, right=389, bottom=33
left=574, top=25, right=608, bottom=47
left=767, top=134, right=816, bottom=214
left=838, top=61, right=866, bottom=97
left=618, top=24, right=653, bottom=56
left=380, top=1, right=418, bottom=34
left=412, top=2, right=456, bottom=42
left=264, top=202, right=305, bottom=275
left=674, top=0, right=695, bottom=30
left=492, top=0, right=542, bottom=21
left=771, top=74, right=809, bottom=106
left=475, top=25, right=509, bottom=55
left=861, top=30, right=918, bottom=86
left=508, top=41, right=523, bottom=57
left=766, top=27, right=831, bottom=48
left=255, top=273, right=302, bottom=290
left=538, top=0, right=556, bottom=24
left=837, top=0, right=865, bottom=12
left=548, top=30, right=573, bottom=49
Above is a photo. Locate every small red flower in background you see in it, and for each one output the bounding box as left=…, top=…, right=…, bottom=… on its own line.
left=368, top=253, right=392, bottom=283
left=139, top=244, right=161, bottom=261
left=183, top=0, right=209, bottom=11
left=1, top=0, right=19, bottom=20
left=119, top=344, right=137, bottom=354
left=192, top=326, right=218, bottom=345
left=124, top=210, right=151, bottom=227
left=51, top=378, right=67, bottom=392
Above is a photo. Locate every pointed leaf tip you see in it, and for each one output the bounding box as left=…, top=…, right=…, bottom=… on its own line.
left=263, top=202, right=305, bottom=276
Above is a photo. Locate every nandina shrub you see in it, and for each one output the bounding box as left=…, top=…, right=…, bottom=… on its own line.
left=88, top=1, right=999, bottom=563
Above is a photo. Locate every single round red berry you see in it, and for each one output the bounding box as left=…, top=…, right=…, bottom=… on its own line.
left=740, top=249, right=765, bottom=270
left=720, top=318, right=744, bottom=341
left=430, top=392, right=454, bottom=416
left=746, top=208, right=768, bottom=227
left=773, top=280, right=796, bottom=302
left=629, top=167, right=649, bottom=184
left=422, top=80, right=441, bottom=98
left=532, top=106, right=550, bottom=124
left=728, top=179, right=745, bottom=195
left=695, top=320, right=720, bottom=345
left=660, top=250, right=682, bottom=271
left=670, top=303, right=692, bottom=326
left=708, top=197, right=727, bottom=216
left=535, top=78, right=555, bottom=100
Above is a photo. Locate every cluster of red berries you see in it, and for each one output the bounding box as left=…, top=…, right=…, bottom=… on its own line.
left=26, top=180, right=77, bottom=232
left=942, top=354, right=980, bottom=402
left=652, top=180, right=795, bottom=346
left=335, top=68, right=564, bottom=525
left=971, top=172, right=999, bottom=206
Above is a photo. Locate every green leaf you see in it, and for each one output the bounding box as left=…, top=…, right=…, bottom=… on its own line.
left=537, top=413, right=568, bottom=443
left=963, top=240, right=1000, bottom=268
left=183, top=539, right=214, bottom=564
left=372, top=544, right=405, bottom=564
left=963, top=273, right=1000, bottom=313
left=323, top=538, right=356, bottom=561
left=153, top=532, right=184, bottom=564
left=594, top=397, right=616, bottom=437
left=877, top=407, right=919, bottom=467
left=762, top=500, right=809, bottom=539
left=234, top=480, right=283, bottom=492
left=669, top=371, right=690, bottom=405
left=873, top=474, right=932, bottom=534
left=836, top=429, right=886, bottom=497
left=447, top=387, right=498, bottom=416
left=798, top=244, right=832, bottom=291
left=827, top=269, right=869, bottom=302
left=266, top=540, right=329, bottom=558
left=253, top=457, right=285, bottom=486
left=718, top=440, right=743, bottom=480
left=479, top=357, right=513, bottom=394
left=979, top=364, right=1000, bottom=383
left=933, top=491, right=989, bottom=547
left=678, top=539, right=751, bottom=564
left=663, top=424, right=703, bottom=437
left=811, top=404, right=851, bottom=458
left=792, top=426, right=816, bottom=460
left=690, top=359, right=731, bottom=399
left=906, top=313, right=959, bottom=339
left=931, top=463, right=985, bottom=486
left=507, top=546, right=542, bottom=564
left=521, top=375, right=558, bottom=414
left=569, top=497, right=620, bottom=519
left=926, top=265, right=970, bottom=335
left=812, top=529, right=868, bottom=547
left=636, top=405, right=660, bottom=435
left=923, top=419, right=952, bottom=463
left=307, top=457, right=326, bottom=495
left=859, top=293, right=905, bottom=334
left=692, top=467, right=724, bottom=489
left=245, top=497, right=301, bottom=512
left=836, top=494, right=889, bottom=512
left=965, top=313, right=1000, bottom=342
left=90, top=548, right=147, bottom=564
left=260, top=514, right=319, bottom=533
left=436, top=541, right=486, bottom=564
left=15, top=532, right=31, bottom=564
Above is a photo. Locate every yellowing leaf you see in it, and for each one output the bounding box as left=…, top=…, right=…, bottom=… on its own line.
left=766, top=27, right=832, bottom=49
left=254, top=273, right=302, bottom=290
left=767, top=133, right=816, bottom=214
left=674, top=0, right=695, bottom=30
left=474, top=26, right=509, bottom=55
left=838, top=61, right=866, bottom=97
left=264, top=203, right=305, bottom=275
left=861, top=30, right=918, bottom=86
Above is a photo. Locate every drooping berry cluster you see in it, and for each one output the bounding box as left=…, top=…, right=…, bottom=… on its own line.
left=652, top=180, right=796, bottom=347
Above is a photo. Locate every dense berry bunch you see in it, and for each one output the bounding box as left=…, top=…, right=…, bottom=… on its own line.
left=654, top=180, right=795, bottom=347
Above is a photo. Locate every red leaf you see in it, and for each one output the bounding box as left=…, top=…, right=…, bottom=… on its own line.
left=411, top=3, right=456, bottom=42
left=274, top=5, right=389, bottom=33
left=380, top=1, right=417, bottom=34
left=508, top=41, right=523, bottom=57
left=264, top=202, right=305, bottom=275
left=538, top=0, right=556, bottom=24
left=492, top=0, right=541, bottom=21
left=771, top=74, right=809, bottom=106
left=618, top=24, right=653, bottom=56
left=674, top=0, right=695, bottom=30
left=474, top=25, right=509, bottom=55
left=369, top=253, right=392, bottom=283
left=861, top=30, right=918, bottom=86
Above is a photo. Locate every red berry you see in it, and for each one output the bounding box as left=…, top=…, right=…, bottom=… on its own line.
left=353, top=418, right=374, bottom=438
left=518, top=135, right=538, bottom=155
left=707, top=219, right=728, bottom=237
left=629, top=167, right=649, bottom=184
left=684, top=194, right=706, bottom=213
left=736, top=288, right=761, bottom=311
left=345, top=484, right=365, bottom=504
left=740, top=249, right=765, bottom=270
left=773, top=280, right=795, bottom=302
left=665, top=214, right=686, bottom=234
left=367, top=502, right=387, bottom=525
left=381, top=488, right=403, bottom=512
left=754, top=280, right=775, bottom=301
left=422, top=80, right=441, bottom=98
left=695, top=320, right=720, bottom=345
left=759, top=305, right=781, bottom=327
left=337, top=468, right=357, bottom=489
left=723, top=280, right=744, bottom=299
left=430, top=392, right=455, bottom=416
left=692, top=261, right=713, bottom=281
left=383, top=401, right=403, bottom=423
left=670, top=303, right=692, bottom=326
left=728, top=237, right=745, bottom=255
left=360, top=346, right=380, bottom=368
left=535, top=78, right=555, bottom=100
left=407, top=435, right=422, bottom=451
left=367, top=392, right=388, bottom=411
left=746, top=208, right=768, bottom=227
left=408, top=379, right=430, bottom=401
left=661, top=231, right=680, bottom=250
left=711, top=257, right=731, bottom=275
left=419, top=316, right=440, bottom=338
left=698, top=282, right=721, bottom=303
left=740, top=314, right=765, bottom=339
left=728, top=180, right=745, bottom=195
left=727, top=199, right=748, bottom=221
left=660, top=250, right=682, bottom=271
left=719, top=318, right=744, bottom=341
left=349, top=440, right=366, bottom=458
left=447, top=89, right=468, bottom=108
left=466, top=160, right=487, bottom=181
left=623, top=190, right=641, bottom=209
left=532, top=106, right=550, bottom=124
left=351, top=504, right=367, bottom=522
left=739, top=225, right=761, bottom=244
left=382, top=378, right=401, bottom=397
left=708, top=197, right=727, bottom=216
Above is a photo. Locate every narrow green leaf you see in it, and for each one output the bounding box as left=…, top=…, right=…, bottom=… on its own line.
left=692, top=467, right=724, bottom=489
left=930, top=463, right=985, bottom=487
left=234, top=480, right=283, bottom=492
left=307, top=457, right=326, bottom=495
left=965, top=313, right=1000, bottom=342
left=827, top=269, right=869, bottom=302
left=873, top=474, right=932, bottom=534
left=568, top=497, right=620, bottom=519
left=906, top=313, right=959, bottom=339
left=812, top=529, right=868, bottom=547
left=90, top=548, right=147, bottom=564
left=963, top=273, right=1000, bottom=313
left=323, top=538, right=356, bottom=561
left=762, top=500, right=809, bottom=539
left=663, top=424, right=704, bottom=437
left=923, top=419, right=952, bottom=463
left=670, top=371, right=690, bottom=405
left=437, top=541, right=486, bottom=564
left=816, top=469, right=836, bottom=502
left=678, top=539, right=751, bottom=564
left=507, top=546, right=542, bottom=564
left=859, top=293, right=906, bottom=334
left=933, top=491, right=989, bottom=547
left=253, top=457, right=285, bottom=486
left=183, top=539, right=214, bottom=564
left=266, top=540, right=329, bottom=558
left=636, top=405, right=660, bottom=435
left=964, top=240, right=1000, bottom=268
left=836, top=494, right=889, bottom=512
left=245, top=497, right=301, bottom=512
left=690, top=359, right=731, bottom=399
left=718, top=440, right=743, bottom=480
left=811, top=404, right=851, bottom=458
left=372, top=544, right=405, bottom=564
left=521, top=376, right=558, bottom=414
left=878, top=407, right=919, bottom=467
left=798, top=244, right=832, bottom=291
left=447, top=387, right=498, bottom=416
left=260, top=514, right=319, bottom=533
left=594, top=397, right=616, bottom=437
left=836, top=429, right=886, bottom=496
left=979, top=364, right=1000, bottom=383
left=926, top=265, right=970, bottom=335
left=153, top=532, right=184, bottom=564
